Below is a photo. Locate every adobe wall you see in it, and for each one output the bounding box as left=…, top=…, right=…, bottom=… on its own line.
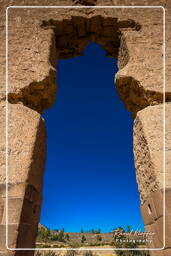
left=0, top=0, right=171, bottom=256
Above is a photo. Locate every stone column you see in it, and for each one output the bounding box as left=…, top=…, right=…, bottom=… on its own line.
left=133, top=103, right=171, bottom=256
left=0, top=10, right=57, bottom=254
left=0, top=103, right=46, bottom=256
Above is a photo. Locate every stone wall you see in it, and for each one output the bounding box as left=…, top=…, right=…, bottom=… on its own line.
left=0, top=0, right=171, bottom=256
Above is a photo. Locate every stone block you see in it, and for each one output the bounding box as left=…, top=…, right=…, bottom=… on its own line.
left=165, top=214, right=171, bottom=248
left=149, top=250, right=164, bottom=256
left=0, top=224, right=18, bottom=250
left=140, top=189, right=163, bottom=227
left=141, top=201, right=155, bottom=226
left=2, top=188, right=41, bottom=226
left=7, top=183, right=26, bottom=199
left=2, top=198, right=23, bottom=225
left=166, top=189, right=171, bottom=214
left=150, top=190, right=163, bottom=220
left=87, top=16, right=102, bottom=33
left=133, top=104, right=171, bottom=203
left=102, top=26, right=116, bottom=37
left=0, top=223, right=38, bottom=250
left=103, top=17, right=117, bottom=26
left=154, top=217, right=164, bottom=246
left=0, top=184, right=5, bottom=198
left=0, top=251, right=15, bottom=256
left=72, top=16, right=86, bottom=37
left=163, top=248, right=171, bottom=256
left=6, top=104, right=46, bottom=193
left=145, top=220, right=163, bottom=249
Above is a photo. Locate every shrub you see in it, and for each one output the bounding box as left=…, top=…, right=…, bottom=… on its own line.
left=81, top=235, right=86, bottom=243
left=65, top=234, right=70, bottom=241
left=96, top=235, right=102, bottom=242
left=58, top=229, right=65, bottom=242
left=37, top=226, right=51, bottom=242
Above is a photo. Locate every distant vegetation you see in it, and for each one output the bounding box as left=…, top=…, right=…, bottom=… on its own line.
left=36, top=224, right=150, bottom=256
left=35, top=250, right=149, bottom=256
left=37, top=225, right=65, bottom=243
left=35, top=251, right=95, bottom=256
left=113, top=226, right=150, bottom=256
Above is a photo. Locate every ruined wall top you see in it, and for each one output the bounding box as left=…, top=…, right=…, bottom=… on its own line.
left=0, top=0, right=171, bottom=112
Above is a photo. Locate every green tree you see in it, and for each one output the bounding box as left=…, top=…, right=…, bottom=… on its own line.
left=127, top=226, right=131, bottom=233
left=92, top=228, right=101, bottom=234
left=37, top=226, right=51, bottom=242
left=65, top=234, right=70, bottom=241
left=81, top=235, right=86, bottom=243
left=51, top=233, right=59, bottom=241
left=58, top=229, right=65, bottom=242
left=96, top=229, right=101, bottom=234
left=81, top=228, right=84, bottom=233
left=96, top=235, right=102, bottom=242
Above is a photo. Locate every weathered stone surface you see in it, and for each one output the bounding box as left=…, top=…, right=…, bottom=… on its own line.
left=134, top=103, right=171, bottom=255
left=0, top=224, right=18, bottom=250
left=134, top=103, right=171, bottom=203
left=0, top=103, right=46, bottom=253
left=141, top=190, right=163, bottom=226
left=0, top=103, right=46, bottom=191
left=0, top=3, right=169, bottom=114
left=0, top=1, right=171, bottom=255
left=0, top=0, right=170, bottom=103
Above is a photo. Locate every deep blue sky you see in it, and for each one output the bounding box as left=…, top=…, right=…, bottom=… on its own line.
left=41, top=43, right=144, bottom=232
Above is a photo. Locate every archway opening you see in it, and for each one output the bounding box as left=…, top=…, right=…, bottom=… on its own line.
left=36, top=42, right=144, bottom=247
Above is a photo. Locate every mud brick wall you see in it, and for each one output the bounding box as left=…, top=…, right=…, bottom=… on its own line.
left=0, top=0, right=171, bottom=255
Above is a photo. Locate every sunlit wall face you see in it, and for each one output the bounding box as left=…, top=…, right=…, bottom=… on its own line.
left=41, top=42, right=144, bottom=232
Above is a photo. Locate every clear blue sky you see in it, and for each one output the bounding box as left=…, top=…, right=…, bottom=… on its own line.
left=41, top=42, right=144, bottom=232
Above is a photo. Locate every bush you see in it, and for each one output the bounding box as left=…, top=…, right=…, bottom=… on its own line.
left=58, top=229, right=65, bottom=242
left=65, top=234, right=70, bottom=241
left=96, top=235, right=102, bottom=242
left=81, top=235, right=86, bottom=243
left=37, top=226, right=51, bottom=242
